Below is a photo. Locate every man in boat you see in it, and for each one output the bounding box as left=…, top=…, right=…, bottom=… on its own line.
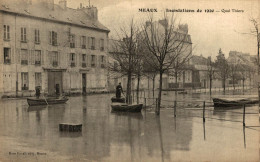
left=116, top=83, right=124, bottom=98
left=35, top=86, right=41, bottom=99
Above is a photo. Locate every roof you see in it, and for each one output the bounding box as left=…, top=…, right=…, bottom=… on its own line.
left=0, top=1, right=110, bottom=33
left=190, top=55, right=208, bottom=65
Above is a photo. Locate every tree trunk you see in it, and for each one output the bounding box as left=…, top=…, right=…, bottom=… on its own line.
left=136, top=73, right=140, bottom=104
left=157, top=70, right=163, bottom=115
left=209, top=77, right=212, bottom=96
left=223, top=78, right=226, bottom=92
left=126, top=71, right=132, bottom=104
left=242, top=78, right=245, bottom=92
left=175, top=71, right=178, bottom=100
left=152, top=74, right=155, bottom=99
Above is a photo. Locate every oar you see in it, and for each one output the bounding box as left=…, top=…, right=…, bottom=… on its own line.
left=43, top=93, right=48, bottom=105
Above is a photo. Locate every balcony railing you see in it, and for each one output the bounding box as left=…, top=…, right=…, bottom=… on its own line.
left=35, top=61, right=41, bottom=65
left=91, top=63, right=95, bottom=67
left=100, top=47, right=104, bottom=51
left=101, top=64, right=105, bottom=68
left=53, top=61, right=58, bottom=67
left=22, top=86, right=29, bottom=90
left=91, top=46, right=95, bottom=50
left=4, top=59, right=11, bottom=64
left=82, top=45, right=86, bottom=49
left=21, top=60, right=28, bottom=65
left=82, top=63, right=87, bottom=68
left=70, top=62, right=76, bottom=67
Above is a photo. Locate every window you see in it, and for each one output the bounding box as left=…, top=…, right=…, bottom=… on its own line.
left=35, top=73, right=42, bottom=90
left=4, top=25, right=10, bottom=40
left=21, top=27, right=27, bottom=42
left=21, top=72, right=29, bottom=90
left=49, top=31, right=57, bottom=46
left=91, top=37, right=95, bottom=50
left=21, top=49, right=28, bottom=65
left=35, top=50, right=41, bottom=65
left=91, top=55, right=96, bottom=67
left=81, top=36, right=86, bottom=49
left=82, top=54, right=86, bottom=67
left=35, top=29, right=40, bottom=44
left=50, top=51, right=58, bottom=66
left=4, top=48, right=11, bottom=64
left=100, top=39, right=104, bottom=51
left=69, top=34, right=75, bottom=48
left=70, top=53, right=76, bottom=67
left=101, top=55, right=105, bottom=68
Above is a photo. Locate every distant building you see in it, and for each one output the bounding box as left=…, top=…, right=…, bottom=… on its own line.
left=108, top=20, right=193, bottom=91
left=0, top=0, right=109, bottom=97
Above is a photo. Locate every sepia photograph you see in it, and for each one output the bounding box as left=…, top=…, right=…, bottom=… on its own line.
left=0, top=0, right=259, bottom=161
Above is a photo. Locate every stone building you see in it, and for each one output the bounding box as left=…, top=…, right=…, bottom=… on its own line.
left=0, top=0, right=109, bottom=97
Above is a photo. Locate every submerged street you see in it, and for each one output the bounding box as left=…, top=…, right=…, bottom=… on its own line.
left=0, top=89, right=259, bottom=162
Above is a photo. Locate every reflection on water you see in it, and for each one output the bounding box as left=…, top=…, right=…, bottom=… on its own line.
left=0, top=91, right=258, bottom=161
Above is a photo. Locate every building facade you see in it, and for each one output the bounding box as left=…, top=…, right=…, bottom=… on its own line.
left=0, top=0, right=109, bottom=97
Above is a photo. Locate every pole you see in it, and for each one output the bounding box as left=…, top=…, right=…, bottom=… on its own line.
left=203, top=101, right=205, bottom=122
left=174, top=100, right=177, bottom=117
left=243, top=104, right=246, bottom=127
left=144, top=98, right=146, bottom=108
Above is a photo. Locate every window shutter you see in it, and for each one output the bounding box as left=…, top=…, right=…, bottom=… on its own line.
left=41, top=50, right=44, bottom=65
left=79, top=36, right=82, bottom=48
left=58, top=51, right=60, bottom=66
left=48, top=31, right=51, bottom=44
left=67, top=53, right=70, bottom=66
left=31, top=50, right=35, bottom=64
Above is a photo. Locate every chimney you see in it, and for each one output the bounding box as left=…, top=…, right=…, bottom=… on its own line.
left=59, top=0, right=67, bottom=10
left=80, top=6, right=98, bottom=20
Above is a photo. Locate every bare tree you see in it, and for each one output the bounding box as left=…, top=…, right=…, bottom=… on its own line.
left=108, top=20, right=141, bottom=104
left=140, top=14, right=192, bottom=115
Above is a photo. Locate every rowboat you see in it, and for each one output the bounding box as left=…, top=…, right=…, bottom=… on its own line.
left=111, top=104, right=143, bottom=112
left=27, top=97, right=69, bottom=106
left=212, top=97, right=259, bottom=107
left=111, top=97, right=125, bottom=103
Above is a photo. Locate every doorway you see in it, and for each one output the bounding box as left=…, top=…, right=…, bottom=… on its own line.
left=48, top=71, right=62, bottom=96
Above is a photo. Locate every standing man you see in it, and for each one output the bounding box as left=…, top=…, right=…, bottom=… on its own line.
left=116, top=83, right=123, bottom=98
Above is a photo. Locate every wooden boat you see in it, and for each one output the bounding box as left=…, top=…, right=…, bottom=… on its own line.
left=212, top=97, right=259, bottom=107
left=111, top=104, right=143, bottom=112
left=111, top=97, right=125, bottom=103
left=27, top=97, right=68, bottom=106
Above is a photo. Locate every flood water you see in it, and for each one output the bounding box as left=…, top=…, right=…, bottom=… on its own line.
left=0, top=89, right=259, bottom=162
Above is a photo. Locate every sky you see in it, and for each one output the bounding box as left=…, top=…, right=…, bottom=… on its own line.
left=54, top=0, right=259, bottom=59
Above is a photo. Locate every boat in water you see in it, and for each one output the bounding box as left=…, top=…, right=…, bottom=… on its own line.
left=111, top=103, right=143, bottom=112
left=27, top=96, right=69, bottom=106
left=111, top=96, right=125, bottom=103
left=212, top=97, right=259, bottom=108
